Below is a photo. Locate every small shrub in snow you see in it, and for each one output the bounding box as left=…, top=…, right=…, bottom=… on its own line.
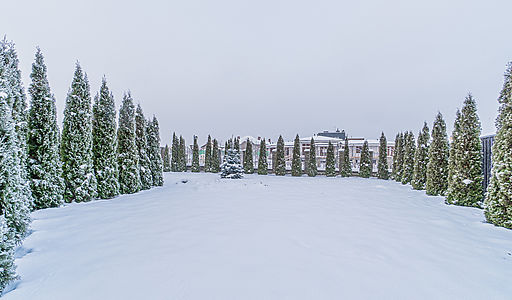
left=221, top=149, right=244, bottom=179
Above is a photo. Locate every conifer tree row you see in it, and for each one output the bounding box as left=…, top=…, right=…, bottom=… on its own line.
left=117, top=92, right=140, bottom=194
left=192, top=136, right=200, bottom=172
left=291, top=134, right=302, bottom=176
left=359, top=140, right=372, bottom=178
left=325, top=141, right=336, bottom=177
left=340, top=138, right=351, bottom=177
left=426, top=112, right=449, bottom=196
left=274, top=135, right=286, bottom=176
left=257, top=138, right=268, bottom=175
left=307, top=138, right=317, bottom=177
left=377, top=132, right=389, bottom=180
left=162, top=145, right=171, bottom=172
left=412, top=122, right=429, bottom=190
left=243, top=138, right=254, bottom=174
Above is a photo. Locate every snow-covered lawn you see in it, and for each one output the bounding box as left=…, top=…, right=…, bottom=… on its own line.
left=4, top=173, right=512, bottom=299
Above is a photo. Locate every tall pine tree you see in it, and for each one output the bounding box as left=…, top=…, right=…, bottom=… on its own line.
left=307, top=138, right=317, bottom=177
left=412, top=122, right=430, bottom=190
left=401, top=131, right=415, bottom=184
left=243, top=138, right=254, bottom=174
left=171, top=132, right=179, bottom=172
left=27, top=48, right=64, bottom=208
left=205, top=135, right=212, bottom=172
left=340, top=138, right=351, bottom=177
left=257, top=138, right=268, bottom=175
left=147, top=116, right=164, bottom=186
left=392, top=133, right=402, bottom=180
left=325, top=141, right=336, bottom=177
left=274, top=135, right=286, bottom=176
left=192, top=135, right=200, bottom=172
left=212, top=139, right=220, bottom=173
left=426, top=112, right=449, bottom=196
left=377, top=132, right=389, bottom=179
left=162, top=144, right=171, bottom=172
left=179, top=135, right=186, bottom=171
left=61, top=63, right=97, bottom=202
left=135, top=105, right=152, bottom=189
left=117, top=92, right=140, bottom=194
left=359, top=140, right=372, bottom=178
left=291, top=134, right=302, bottom=176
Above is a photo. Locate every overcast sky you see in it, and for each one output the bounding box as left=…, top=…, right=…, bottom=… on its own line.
left=2, top=0, right=511, bottom=144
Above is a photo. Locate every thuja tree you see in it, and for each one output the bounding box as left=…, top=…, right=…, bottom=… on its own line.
left=204, top=135, right=212, bottom=172
left=447, top=110, right=461, bottom=200
left=485, top=63, right=512, bottom=228
left=243, top=138, right=254, bottom=174
left=447, top=94, right=483, bottom=207
left=340, top=138, right=351, bottom=177
left=377, top=132, right=389, bottom=179
left=27, top=48, right=64, bottom=208
left=391, top=133, right=402, bottom=180
left=426, top=112, right=449, bottom=196
left=179, top=136, right=187, bottom=171
left=291, top=134, right=302, bottom=176
left=192, top=135, right=200, bottom=172
left=412, top=122, right=430, bottom=190
left=147, top=116, right=163, bottom=186
left=257, top=138, right=268, bottom=175
left=162, top=144, right=171, bottom=172
left=307, top=138, right=317, bottom=177
left=92, top=77, right=119, bottom=199
left=401, top=131, right=415, bottom=185
left=212, top=139, right=220, bottom=172
left=171, top=132, right=179, bottom=172
left=117, top=92, right=140, bottom=194
left=274, top=135, right=286, bottom=176
left=135, top=105, right=152, bottom=190
left=359, top=140, right=372, bottom=178
left=325, top=141, right=336, bottom=177
left=61, top=63, right=97, bottom=202
left=234, top=137, right=240, bottom=152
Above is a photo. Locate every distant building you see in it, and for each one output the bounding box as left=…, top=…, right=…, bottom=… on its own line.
left=481, top=134, right=495, bottom=191
left=317, top=129, right=346, bottom=140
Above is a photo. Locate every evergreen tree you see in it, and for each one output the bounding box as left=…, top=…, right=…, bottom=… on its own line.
left=117, top=92, right=140, bottom=194
left=0, top=215, right=16, bottom=293
left=257, top=138, right=268, bottom=175
left=205, top=135, right=212, bottom=172
left=377, top=132, right=389, bottom=179
left=340, top=138, right=351, bottom=177
left=307, top=138, right=317, bottom=177
left=274, top=135, right=286, bottom=175
left=325, top=141, right=336, bottom=177
left=412, top=122, right=430, bottom=190
left=162, top=144, right=171, bottom=172
left=192, top=135, right=200, bottom=172
left=447, top=94, right=483, bottom=207
left=61, top=63, right=97, bottom=202
left=27, top=48, right=64, bottom=208
left=485, top=63, right=512, bottom=228
left=212, top=139, right=220, bottom=173
left=447, top=110, right=461, bottom=199
left=135, top=105, right=152, bottom=189
left=220, top=149, right=244, bottom=179
left=92, top=77, right=119, bottom=199
left=291, top=134, right=302, bottom=176
left=401, top=131, right=415, bottom=184
left=234, top=137, right=240, bottom=152
left=147, top=116, right=163, bottom=186
left=171, top=133, right=179, bottom=172
left=359, top=140, right=372, bottom=178
left=426, top=112, right=449, bottom=196
left=243, top=138, right=254, bottom=174
left=391, top=133, right=402, bottom=180
left=179, top=136, right=186, bottom=171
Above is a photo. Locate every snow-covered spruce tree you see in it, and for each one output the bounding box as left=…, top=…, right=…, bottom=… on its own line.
left=377, top=132, right=389, bottom=180
left=359, top=140, right=372, bottom=178
left=0, top=78, right=31, bottom=243
left=446, top=94, right=483, bottom=207
left=147, top=116, right=163, bottom=186
left=135, top=105, right=152, bottom=189
left=426, top=112, right=449, bottom=196
left=0, top=215, right=16, bottom=293
left=291, top=134, right=302, bottom=176
left=485, top=63, right=512, bottom=228
left=340, top=138, right=351, bottom=177
left=257, top=138, right=268, bottom=175
left=117, top=92, right=140, bottom=194
left=220, top=149, right=243, bottom=179
left=401, top=131, right=415, bottom=185
left=192, top=136, right=200, bottom=172
left=307, top=138, right=317, bottom=177
left=391, top=133, right=402, bottom=180
left=274, top=135, right=286, bottom=176
left=162, top=144, right=171, bottom=172
left=179, top=136, right=187, bottom=171
left=27, top=48, right=64, bottom=208
left=92, top=77, right=119, bottom=199
left=61, top=63, right=97, bottom=202
left=325, top=141, right=336, bottom=177
left=171, top=132, right=179, bottom=172
left=204, top=135, right=212, bottom=172
left=243, top=138, right=254, bottom=174
left=212, top=139, right=220, bottom=173
left=412, top=122, right=430, bottom=190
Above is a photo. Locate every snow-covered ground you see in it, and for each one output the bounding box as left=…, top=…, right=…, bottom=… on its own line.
left=4, top=173, right=512, bottom=299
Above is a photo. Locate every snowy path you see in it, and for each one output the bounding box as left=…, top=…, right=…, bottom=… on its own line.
left=4, top=173, right=512, bottom=299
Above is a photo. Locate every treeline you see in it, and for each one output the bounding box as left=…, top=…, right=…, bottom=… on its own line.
left=0, top=39, right=163, bottom=292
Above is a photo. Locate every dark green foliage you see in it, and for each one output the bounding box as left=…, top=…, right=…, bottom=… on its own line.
left=192, top=136, right=200, bottom=172
left=243, top=138, right=254, bottom=174
left=212, top=139, right=221, bottom=173
left=377, top=132, right=389, bottom=180
left=147, top=116, right=163, bottom=186
left=92, top=77, right=119, bottom=199
left=162, top=145, right=171, bottom=172
left=27, top=48, right=64, bottom=208
left=447, top=94, right=483, bottom=207
left=340, top=139, right=351, bottom=177
left=412, top=122, right=430, bottom=190
left=291, top=134, right=302, bottom=176
left=61, top=63, right=97, bottom=202
left=307, top=138, right=317, bottom=177
left=135, top=105, right=152, bottom=190
left=401, top=131, right=415, bottom=184
left=178, top=136, right=186, bottom=171
left=205, top=135, right=212, bottom=172
left=274, top=135, right=286, bottom=176
left=325, top=141, right=336, bottom=177
left=426, top=112, right=449, bottom=196
left=391, top=133, right=403, bottom=180
left=171, top=133, right=179, bottom=172
left=359, top=140, right=372, bottom=178
left=257, top=139, right=268, bottom=175
left=0, top=217, right=16, bottom=293
left=117, top=92, right=140, bottom=194
left=234, top=137, right=240, bottom=152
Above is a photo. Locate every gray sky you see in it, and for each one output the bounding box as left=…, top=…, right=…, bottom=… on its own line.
left=2, top=0, right=511, bottom=145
